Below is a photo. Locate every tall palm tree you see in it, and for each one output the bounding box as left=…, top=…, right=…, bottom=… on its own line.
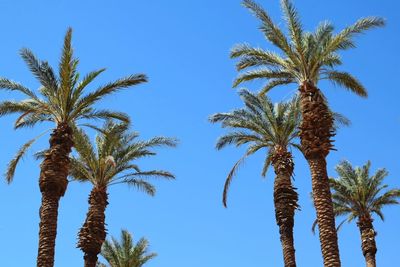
left=70, top=121, right=176, bottom=267
left=0, top=28, right=147, bottom=267
left=231, top=1, right=384, bottom=265
left=329, top=161, right=400, bottom=267
left=210, top=89, right=301, bottom=267
left=97, top=230, right=157, bottom=267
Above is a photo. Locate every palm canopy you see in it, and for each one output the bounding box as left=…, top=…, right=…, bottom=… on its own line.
left=209, top=89, right=301, bottom=206
left=330, top=160, right=400, bottom=224
left=1, top=28, right=147, bottom=182
left=232, top=0, right=384, bottom=95
left=70, top=120, right=177, bottom=195
left=98, top=230, right=157, bottom=267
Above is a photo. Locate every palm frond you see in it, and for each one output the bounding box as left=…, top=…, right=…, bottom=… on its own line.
left=0, top=78, right=39, bottom=100
left=19, top=48, right=59, bottom=93
left=242, top=0, right=297, bottom=63
left=222, top=155, right=248, bottom=208
left=73, top=74, right=147, bottom=118
left=233, top=69, right=292, bottom=88
left=324, top=71, right=367, bottom=97
left=6, top=138, right=37, bottom=183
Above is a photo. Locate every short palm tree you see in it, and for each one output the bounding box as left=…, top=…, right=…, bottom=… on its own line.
left=329, top=161, right=400, bottom=267
left=70, top=121, right=176, bottom=267
left=0, top=28, right=147, bottom=267
left=231, top=1, right=384, bottom=265
left=210, top=89, right=300, bottom=267
left=97, top=230, right=157, bottom=267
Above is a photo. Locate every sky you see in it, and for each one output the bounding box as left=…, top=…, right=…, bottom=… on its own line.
left=0, top=0, right=399, bottom=266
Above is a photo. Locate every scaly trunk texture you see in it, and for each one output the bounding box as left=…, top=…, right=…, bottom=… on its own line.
left=37, top=123, right=73, bottom=267
left=299, top=81, right=341, bottom=267
left=357, top=215, right=377, bottom=267
left=271, top=146, right=299, bottom=267
left=78, top=186, right=109, bottom=267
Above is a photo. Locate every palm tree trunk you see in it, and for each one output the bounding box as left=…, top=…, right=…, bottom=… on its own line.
left=357, top=216, right=377, bottom=267
left=78, top=186, right=109, bottom=267
left=37, top=123, right=73, bottom=267
left=299, top=81, right=341, bottom=267
left=271, top=147, right=298, bottom=267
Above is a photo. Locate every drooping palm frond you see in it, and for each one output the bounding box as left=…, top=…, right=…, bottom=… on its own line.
left=6, top=129, right=51, bottom=183
left=6, top=138, right=36, bottom=183
left=210, top=89, right=301, bottom=206
left=323, top=71, right=367, bottom=97
left=99, top=230, right=157, bottom=267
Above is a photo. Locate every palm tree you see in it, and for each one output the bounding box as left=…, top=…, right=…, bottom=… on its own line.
left=231, top=1, right=384, bottom=265
left=0, top=28, right=147, bottom=267
left=329, top=161, right=400, bottom=267
left=210, top=89, right=301, bottom=267
left=97, top=230, right=157, bottom=267
left=70, top=121, right=176, bottom=267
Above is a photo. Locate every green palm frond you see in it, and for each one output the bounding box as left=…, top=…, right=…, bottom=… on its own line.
left=231, top=44, right=287, bottom=70
left=326, top=17, right=385, bottom=54
left=101, top=230, right=157, bottom=267
left=259, top=78, right=295, bottom=95
left=222, top=154, right=248, bottom=208
left=281, top=0, right=304, bottom=56
left=72, top=74, right=147, bottom=119
left=6, top=138, right=37, bottom=183
left=81, top=110, right=130, bottom=123
left=242, top=0, right=297, bottom=63
left=119, top=179, right=156, bottom=196
left=324, top=71, right=367, bottom=97
left=233, top=69, right=292, bottom=88
left=19, top=48, right=59, bottom=93
left=5, top=129, right=51, bottom=183
left=0, top=78, right=40, bottom=100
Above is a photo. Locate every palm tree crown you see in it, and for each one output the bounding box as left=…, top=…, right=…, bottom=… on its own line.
left=210, top=89, right=301, bottom=206
left=330, top=160, right=400, bottom=225
left=0, top=27, right=147, bottom=182
left=98, top=230, right=157, bottom=267
left=232, top=0, right=384, bottom=95
left=327, top=160, right=400, bottom=267
left=70, top=120, right=177, bottom=192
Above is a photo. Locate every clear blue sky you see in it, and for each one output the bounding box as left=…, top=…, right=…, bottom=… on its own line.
left=0, top=0, right=398, bottom=266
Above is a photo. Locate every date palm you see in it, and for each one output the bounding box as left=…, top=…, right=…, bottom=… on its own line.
left=0, top=28, right=147, bottom=267
left=329, top=161, right=400, bottom=267
left=232, top=1, right=384, bottom=265
left=70, top=121, right=176, bottom=267
left=97, top=230, right=157, bottom=267
left=210, top=89, right=300, bottom=267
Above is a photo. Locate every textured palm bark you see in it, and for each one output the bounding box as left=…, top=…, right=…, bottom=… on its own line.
left=271, top=146, right=298, bottom=267
left=37, top=123, right=73, bottom=267
left=357, top=215, right=377, bottom=267
left=298, top=81, right=341, bottom=267
left=78, top=186, right=109, bottom=267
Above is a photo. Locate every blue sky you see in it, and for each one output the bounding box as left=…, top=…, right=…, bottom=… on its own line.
left=0, top=0, right=399, bottom=266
